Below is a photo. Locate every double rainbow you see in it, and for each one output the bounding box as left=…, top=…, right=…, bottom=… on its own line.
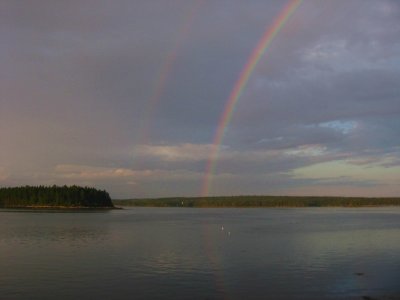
left=201, top=0, right=303, bottom=196
left=138, top=0, right=203, bottom=145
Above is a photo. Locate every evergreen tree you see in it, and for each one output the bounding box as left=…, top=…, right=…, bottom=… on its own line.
left=0, top=186, right=114, bottom=208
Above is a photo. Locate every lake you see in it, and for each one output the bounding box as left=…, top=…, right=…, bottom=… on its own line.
left=0, top=207, right=399, bottom=299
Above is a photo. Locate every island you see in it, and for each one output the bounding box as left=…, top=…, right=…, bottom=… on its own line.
left=113, top=196, right=400, bottom=208
left=0, top=185, right=115, bottom=208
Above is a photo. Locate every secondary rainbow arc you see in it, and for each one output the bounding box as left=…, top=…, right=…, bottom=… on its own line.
left=137, top=1, right=203, bottom=145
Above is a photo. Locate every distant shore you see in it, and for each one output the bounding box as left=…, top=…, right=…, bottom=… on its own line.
left=112, top=196, right=400, bottom=208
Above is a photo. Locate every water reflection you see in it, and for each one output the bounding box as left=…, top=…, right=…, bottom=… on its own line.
left=1, top=225, right=106, bottom=244
left=0, top=209, right=109, bottom=246
left=0, top=207, right=399, bottom=300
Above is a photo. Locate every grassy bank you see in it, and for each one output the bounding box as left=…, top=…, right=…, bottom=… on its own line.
left=112, top=196, right=400, bottom=208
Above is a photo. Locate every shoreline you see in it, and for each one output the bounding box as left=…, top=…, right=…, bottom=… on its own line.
left=112, top=196, right=400, bottom=208
left=114, top=204, right=400, bottom=208
left=0, top=206, right=122, bottom=210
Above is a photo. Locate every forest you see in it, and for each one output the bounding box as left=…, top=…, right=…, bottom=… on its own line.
left=113, top=195, right=400, bottom=208
left=0, top=185, right=114, bottom=208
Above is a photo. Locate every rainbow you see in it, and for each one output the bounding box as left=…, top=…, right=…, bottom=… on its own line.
left=137, top=0, right=203, bottom=145
left=201, top=0, right=303, bottom=196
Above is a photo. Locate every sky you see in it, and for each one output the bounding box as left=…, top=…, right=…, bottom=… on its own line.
left=1, top=0, right=400, bottom=198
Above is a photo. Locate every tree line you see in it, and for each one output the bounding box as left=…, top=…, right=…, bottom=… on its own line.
left=113, top=195, right=400, bottom=208
left=0, top=185, right=114, bottom=208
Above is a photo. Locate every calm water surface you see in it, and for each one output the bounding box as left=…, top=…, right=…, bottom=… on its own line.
left=0, top=207, right=399, bottom=299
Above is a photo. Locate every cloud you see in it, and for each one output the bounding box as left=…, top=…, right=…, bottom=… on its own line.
left=54, top=164, right=138, bottom=180
left=54, top=164, right=203, bottom=183
left=135, top=144, right=213, bottom=162
left=0, top=168, right=9, bottom=182
left=1, top=0, right=400, bottom=197
left=132, top=142, right=345, bottom=177
left=291, top=160, right=400, bottom=184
